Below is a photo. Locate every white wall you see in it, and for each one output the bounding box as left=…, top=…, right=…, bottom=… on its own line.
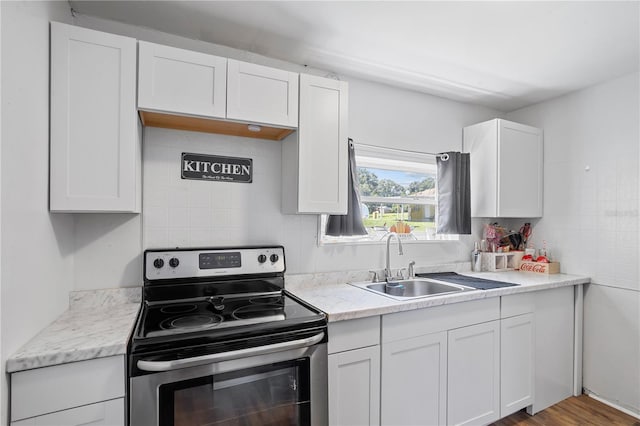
left=0, top=1, right=74, bottom=423
left=507, top=72, right=640, bottom=414
left=73, top=214, right=142, bottom=289
left=74, top=13, right=499, bottom=279
left=142, top=76, right=499, bottom=274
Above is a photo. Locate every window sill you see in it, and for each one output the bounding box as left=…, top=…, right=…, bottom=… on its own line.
left=318, top=236, right=460, bottom=247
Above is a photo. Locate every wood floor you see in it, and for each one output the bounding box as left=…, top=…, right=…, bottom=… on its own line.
left=491, top=395, right=640, bottom=426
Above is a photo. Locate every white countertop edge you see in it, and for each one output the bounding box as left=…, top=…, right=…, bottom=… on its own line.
left=6, top=344, right=126, bottom=373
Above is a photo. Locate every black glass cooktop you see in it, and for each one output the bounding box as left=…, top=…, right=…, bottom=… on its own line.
left=133, top=291, right=326, bottom=345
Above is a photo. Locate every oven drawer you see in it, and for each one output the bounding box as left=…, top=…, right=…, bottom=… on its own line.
left=11, top=356, right=124, bottom=422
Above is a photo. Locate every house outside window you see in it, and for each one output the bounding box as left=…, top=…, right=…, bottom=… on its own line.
left=319, top=144, right=457, bottom=244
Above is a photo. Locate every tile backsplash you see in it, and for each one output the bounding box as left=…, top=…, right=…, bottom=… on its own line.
left=141, top=126, right=473, bottom=274
left=143, top=127, right=289, bottom=249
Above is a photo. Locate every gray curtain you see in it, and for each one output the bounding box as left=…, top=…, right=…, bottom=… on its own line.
left=325, top=139, right=368, bottom=236
left=436, top=152, right=471, bottom=234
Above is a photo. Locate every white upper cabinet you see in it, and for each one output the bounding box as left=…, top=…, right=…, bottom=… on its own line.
left=282, top=74, right=348, bottom=214
left=463, top=119, right=543, bottom=218
left=50, top=22, right=140, bottom=212
left=227, top=59, right=298, bottom=127
left=138, top=41, right=227, bottom=119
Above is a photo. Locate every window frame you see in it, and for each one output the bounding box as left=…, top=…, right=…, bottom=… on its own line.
left=317, top=144, right=459, bottom=246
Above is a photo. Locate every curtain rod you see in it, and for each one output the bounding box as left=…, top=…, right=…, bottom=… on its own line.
left=352, top=142, right=450, bottom=161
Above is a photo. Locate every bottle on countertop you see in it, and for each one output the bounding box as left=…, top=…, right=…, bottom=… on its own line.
left=471, top=242, right=482, bottom=272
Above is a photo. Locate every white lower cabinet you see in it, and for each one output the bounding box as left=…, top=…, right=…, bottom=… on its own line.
left=10, top=356, right=125, bottom=425
left=327, top=291, right=574, bottom=426
left=528, top=286, right=575, bottom=414
left=381, top=332, right=447, bottom=425
left=327, top=316, right=381, bottom=426
left=500, top=313, right=535, bottom=416
left=328, top=346, right=381, bottom=426
left=12, top=398, right=123, bottom=426
left=447, top=321, right=501, bottom=426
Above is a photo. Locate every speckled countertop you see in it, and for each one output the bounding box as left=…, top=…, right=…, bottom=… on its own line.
left=286, top=268, right=590, bottom=322
left=6, top=266, right=591, bottom=373
left=6, top=287, right=141, bottom=373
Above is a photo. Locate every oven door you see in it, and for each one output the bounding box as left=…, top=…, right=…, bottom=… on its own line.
left=130, top=332, right=327, bottom=426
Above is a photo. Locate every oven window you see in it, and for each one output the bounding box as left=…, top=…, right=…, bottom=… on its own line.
left=159, top=359, right=310, bottom=426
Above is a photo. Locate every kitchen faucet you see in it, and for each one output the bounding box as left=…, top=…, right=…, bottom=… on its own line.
left=385, top=232, right=404, bottom=281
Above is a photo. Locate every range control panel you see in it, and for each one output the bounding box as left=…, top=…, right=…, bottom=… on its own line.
left=145, top=247, right=285, bottom=281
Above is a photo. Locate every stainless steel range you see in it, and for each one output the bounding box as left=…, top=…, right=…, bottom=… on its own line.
left=128, top=246, right=327, bottom=426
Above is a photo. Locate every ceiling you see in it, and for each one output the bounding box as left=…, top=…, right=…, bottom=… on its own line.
left=69, top=1, right=640, bottom=111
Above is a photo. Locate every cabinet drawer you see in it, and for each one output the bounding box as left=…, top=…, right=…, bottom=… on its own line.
left=11, top=398, right=124, bottom=426
left=383, top=298, right=500, bottom=343
left=501, top=292, right=535, bottom=318
left=328, top=316, right=380, bottom=354
left=11, top=356, right=125, bottom=421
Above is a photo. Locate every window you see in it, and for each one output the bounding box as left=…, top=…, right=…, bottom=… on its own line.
left=319, top=144, right=457, bottom=244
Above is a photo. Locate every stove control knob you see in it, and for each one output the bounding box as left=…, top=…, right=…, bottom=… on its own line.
left=270, top=254, right=279, bottom=263
left=258, top=254, right=267, bottom=264
left=169, top=257, right=180, bottom=268
left=153, top=258, right=164, bottom=269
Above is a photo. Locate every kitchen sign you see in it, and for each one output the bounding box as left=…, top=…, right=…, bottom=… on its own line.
left=181, top=153, right=253, bottom=183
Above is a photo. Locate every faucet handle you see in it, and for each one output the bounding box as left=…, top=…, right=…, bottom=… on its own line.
left=369, top=270, right=379, bottom=283
left=393, top=268, right=407, bottom=280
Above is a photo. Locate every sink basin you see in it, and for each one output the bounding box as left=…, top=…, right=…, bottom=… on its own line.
left=351, top=278, right=475, bottom=301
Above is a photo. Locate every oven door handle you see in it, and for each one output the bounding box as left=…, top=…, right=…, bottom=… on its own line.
left=137, top=331, right=325, bottom=372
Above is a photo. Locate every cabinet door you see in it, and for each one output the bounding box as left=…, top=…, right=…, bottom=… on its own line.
left=463, top=120, right=498, bottom=218
left=448, top=321, right=500, bottom=426
left=381, top=332, right=447, bottom=426
left=528, top=286, right=574, bottom=414
left=328, top=346, right=380, bottom=426
left=50, top=22, right=139, bottom=212
left=294, top=74, right=348, bottom=214
left=11, top=398, right=124, bottom=426
left=497, top=120, right=543, bottom=217
left=138, top=41, right=227, bottom=119
left=227, top=59, right=298, bottom=127
left=463, top=118, right=543, bottom=218
left=501, top=313, right=535, bottom=417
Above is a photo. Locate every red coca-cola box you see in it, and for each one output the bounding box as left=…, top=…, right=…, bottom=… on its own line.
left=519, top=261, right=560, bottom=274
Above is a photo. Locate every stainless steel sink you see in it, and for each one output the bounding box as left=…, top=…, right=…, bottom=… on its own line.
left=351, top=278, right=475, bottom=301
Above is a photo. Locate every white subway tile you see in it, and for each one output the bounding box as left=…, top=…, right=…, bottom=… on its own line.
left=168, top=207, right=189, bottom=228
left=145, top=206, right=169, bottom=228
left=189, top=208, right=214, bottom=228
